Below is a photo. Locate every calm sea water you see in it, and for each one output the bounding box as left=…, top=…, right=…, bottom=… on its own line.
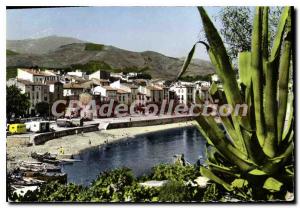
left=62, top=126, right=206, bottom=185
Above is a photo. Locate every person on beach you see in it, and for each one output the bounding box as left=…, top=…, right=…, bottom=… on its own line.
left=58, top=146, right=64, bottom=155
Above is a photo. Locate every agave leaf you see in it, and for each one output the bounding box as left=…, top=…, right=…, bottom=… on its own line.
left=231, top=179, right=249, bottom=188
left=176, top=41, right=199, bottom=80
left=263, top=177, right=283, bottom=192
left=197, top=7, right=244, bottom=113
left=248, top=169, right=267, bottom=176
left=270, top=7, right=291, bottom=62
left=282, top=93, right=294, bottom=140
left=221, top=116, right=244, bottom=151
left=251, top=7, right=265, bottom=147
left=195, top=115, right=256, bottom=171
left=263, top=60, right=278, bottom=158
left=239, top=52, right=252, bottom=91
left=208, top=162, right=240, bottom=177
left=262, top=7, right=269, bottom=63
left=270, top=133, right=294, bottom=164
left=209, top=82, right=218, bottom=95
left=200, top=166, right=233, bottom=191
left=277, top=8, right=292, bottom=144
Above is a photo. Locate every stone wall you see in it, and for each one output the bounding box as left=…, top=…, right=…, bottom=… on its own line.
left=106, top=116, right=194, bottom=129
left=33, top=124, right=99, bottom=145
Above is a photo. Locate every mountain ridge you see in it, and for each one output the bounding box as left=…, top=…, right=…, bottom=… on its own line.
left=7, top=36, right=215, bottom=80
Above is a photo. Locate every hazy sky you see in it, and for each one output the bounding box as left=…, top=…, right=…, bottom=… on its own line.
left=7, top=7, right=222, bottom=60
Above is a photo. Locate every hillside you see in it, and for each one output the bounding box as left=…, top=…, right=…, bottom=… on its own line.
left=7, top=36, right=85, bottom=54
left=6, top=36, right=215, bottom=80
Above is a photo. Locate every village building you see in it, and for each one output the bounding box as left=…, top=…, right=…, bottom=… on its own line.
left=63, top=83, right=88, bottom=97
left=7, top=78, right=50, bottom=115
left=89, top=70, right=111, bottom=80
left=116, top=89, right=131, bottom=105
left=92, top=85, right=117, bottom=102
left=170, top=82, right=195, bottom=105
left=45, top=81, right=64, bottom=103
left=110, top=80, right=138, bottom=104
left=17, top=68, right=59, bottom=84
left=67, top=70, right=89, bottom=79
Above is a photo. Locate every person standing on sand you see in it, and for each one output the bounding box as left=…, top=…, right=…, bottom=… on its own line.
left=58, top=146, right=64, bottom=155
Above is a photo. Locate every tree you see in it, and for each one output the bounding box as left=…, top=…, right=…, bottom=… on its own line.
left=6, top=85, right=30, bottom=121
left=217, top=7, right=283, bottom=64
left=35, top=102, right=50, bottom=117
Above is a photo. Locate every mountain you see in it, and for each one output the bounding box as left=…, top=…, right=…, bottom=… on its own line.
left=6, top=36, right=215, bottom=80
left=7, top=36, right=85, bottom=54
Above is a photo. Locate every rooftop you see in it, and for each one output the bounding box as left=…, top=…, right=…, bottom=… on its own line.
left=17, top=78, right=47, bottom=86
left=19, top=68, right=57, bottom=76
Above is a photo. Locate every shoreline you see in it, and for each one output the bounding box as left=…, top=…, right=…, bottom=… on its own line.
left=7, top=121, right=197, bottom=171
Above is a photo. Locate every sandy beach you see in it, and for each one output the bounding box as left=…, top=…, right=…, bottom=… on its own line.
left=7, top=121, right=197, bottom=171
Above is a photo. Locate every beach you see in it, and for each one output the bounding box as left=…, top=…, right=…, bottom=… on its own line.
left=7, top=121, right=197, bottom=171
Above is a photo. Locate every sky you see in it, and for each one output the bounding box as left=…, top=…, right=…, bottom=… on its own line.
left=6, top=7, right=222, bottom=60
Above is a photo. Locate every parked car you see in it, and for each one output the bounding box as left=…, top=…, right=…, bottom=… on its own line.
left=25, top=121, right=50, bottom=133
left=8, top=124, right=27, bottom=134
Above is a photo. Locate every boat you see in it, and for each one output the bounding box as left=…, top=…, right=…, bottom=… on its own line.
left=31, top=152, right=60, bottom=165
left=22, top=172, right=67, bottom=183
left=19, top=161, right=61, bottom=172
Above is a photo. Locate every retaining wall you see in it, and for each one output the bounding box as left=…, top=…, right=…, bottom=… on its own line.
left=33, top=124, right=99, bottom=145
left=106, top=116, right=194, bottom=129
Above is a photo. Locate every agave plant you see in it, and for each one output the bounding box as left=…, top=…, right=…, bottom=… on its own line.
left=178, top=6, right=294, bottom=200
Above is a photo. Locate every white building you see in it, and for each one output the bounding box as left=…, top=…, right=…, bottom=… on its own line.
left=92, top=86, right=117, bottom=101
left=170, top=82, right=195, bottom=105
left=17, top=68, right=59, bottom=83
left=67, top=70, right=89, bottom=79
left=110, top=80, right=138, bottom=104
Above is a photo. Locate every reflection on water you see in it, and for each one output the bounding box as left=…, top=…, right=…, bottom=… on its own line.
left=62, top=126, right=206, bottom=185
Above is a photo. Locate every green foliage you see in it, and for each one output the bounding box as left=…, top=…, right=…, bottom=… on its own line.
left=150, top=163, right=200, bottom=182
left=9, top=165, right=224, bottom=202
left=158, top=181, right=191, bottom=202
left=6, top=68, right=18, bottom=80
left=6, top=85, right=30, bottom=120
left=71, top=60, right=113, bottom=75
left=203, top=183, right=222, bottom=202
left=37, top=181, right=85, bottom=202
left=180, top=74, right=211, bottom=82
left=84, top=43, right=104, bottom=51
left=6, top=49, right=19, bottom=56
left=123, top=182, right=159, bottom=202
left=84, top=168, right=135, bottom=202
